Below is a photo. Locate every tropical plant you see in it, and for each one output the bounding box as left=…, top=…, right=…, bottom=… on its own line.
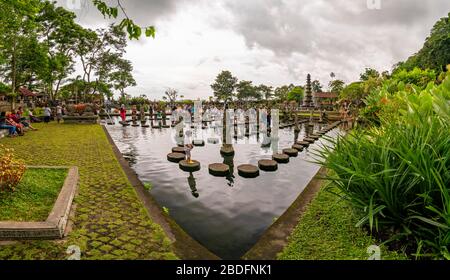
left=316, top=73, right=450, bottom=259
left=0, top=145, right=26, bottom=192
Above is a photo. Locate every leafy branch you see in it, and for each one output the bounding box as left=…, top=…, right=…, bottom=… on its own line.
left=92, top=0, right=156, bottom=40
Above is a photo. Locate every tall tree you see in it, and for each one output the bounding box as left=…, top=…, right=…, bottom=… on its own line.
left=311, top=80, right=323, bottom=93
left=287, top=86, right=304, bottom=103
left=109, top=58, right=136, bottom=99
left=211, top=70, right=238, bottom=102
left=257, top=84, right=273, bottom=100
left=360, top=68, right=380, bottom=81
left=274, top=84, right=295, bottom=101
left=398, top=12, right=450, bottom=72
left=163, top=88, right=183, bottom=105
left=329, top=79, right=345, bottom=93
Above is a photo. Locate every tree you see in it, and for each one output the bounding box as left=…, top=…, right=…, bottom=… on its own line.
left=329, top=79, right=345, bottom=93
left=397, top=12, right=450, bottom=72
left=257, top=84, right=273, bottom=100
left=109, top=58, right=136, bottom=98
left=0, top=0, right=42, bottom=105
left=37, top=1, right=81, bottom=100
left=311, top=80, right=323, bottom=93
left=163, top=88, right=183, bottom=105
left=287, top=86, right=304, bottom=103
left=274, top=84, right=295, bottom=101
left=340, top=82, right=364, bottom=102
left=236, top=80, right=260, bottom=101
left=92, top=0, right=156, bottom=40
left=360, top=68, right=380, bottom=81
left=211, top=70, right=238, bottom=102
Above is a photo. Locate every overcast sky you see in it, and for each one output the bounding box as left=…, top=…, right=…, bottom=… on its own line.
left=57, top=0, right=450, bottom=100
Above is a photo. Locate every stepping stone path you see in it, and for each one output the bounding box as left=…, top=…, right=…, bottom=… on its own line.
left=208, top=163, right=230, bottom=177
left=192, top=140, right=205, bottom=147
left=292, top=144, right=304, bottom=151
left=167, top=152, right=185, bottom=163
left=296, top=141, right=310, bottom=147
left=272, top=153, right=289, bottom=164
left=258, top=159, right=278, bottom=172
left=237, top=164, right=260, bottom=178
left=282, top=148, right=298, bottom=157
left=172, top=147, right=186, bottom=154
left=179, top=160, right=201, bottom=172
left=304, top=137, right=315, bottom=143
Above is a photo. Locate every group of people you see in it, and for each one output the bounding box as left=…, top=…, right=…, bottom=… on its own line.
left=0, top=107, right=38, bottom=138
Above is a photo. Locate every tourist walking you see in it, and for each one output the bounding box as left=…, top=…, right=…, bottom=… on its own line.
left=56, top=104, right=63, bottom=123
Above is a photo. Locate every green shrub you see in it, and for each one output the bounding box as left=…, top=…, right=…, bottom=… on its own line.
left=316, top=74, right=450, bottom=259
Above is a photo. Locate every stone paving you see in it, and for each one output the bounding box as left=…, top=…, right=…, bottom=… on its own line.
left=0, top=123, right=178, bottom=260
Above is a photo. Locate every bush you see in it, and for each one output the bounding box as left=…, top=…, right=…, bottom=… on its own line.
left=0, top=145, right=26, bottom=192
left=316, top=74, right=450, bottom=259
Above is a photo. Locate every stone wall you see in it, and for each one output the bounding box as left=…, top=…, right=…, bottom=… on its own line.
left=0, top=101, right=12, bottom=112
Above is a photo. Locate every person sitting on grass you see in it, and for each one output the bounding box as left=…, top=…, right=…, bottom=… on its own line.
left=0, top=112, right=17, bottom=137
left=27, top=108, right=41, bottom=123
left=5, top=112, right=24, bottom=136
left=12, top=109, right=37, bottom=131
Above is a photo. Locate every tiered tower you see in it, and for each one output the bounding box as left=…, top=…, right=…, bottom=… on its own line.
left=303, top=74, right=314, bottom=108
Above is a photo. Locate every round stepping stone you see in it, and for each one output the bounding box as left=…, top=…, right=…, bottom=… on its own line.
left=131, top=123, right=140, bottom=127
left=317, top=131, right=326, bottom=135
left=192, top=140, right=205, bottom=146
left=220, top=146, right=235, bottom=156
left=304, top=137, right=315, bottom=143
left=310, top=135, right=320, bottom=140
left=292, top=144, right=304, bottom=152
left=208, top=163, right=230, bottom=177
left=120, top=122, right=130, bottom=127
left=258, top=159, right=278, bottom=172
left=141, top=124, right=150, bottom=128
left=297, top=141, right=310, bottom=147
left=172, top=147, right=185, bottom=154
left=179, top=160, right=201, bottom=172
left=237, top=164, right=260, bottom=178
left=167, top=153, right=185, bottom=163
left=282, top=148, right=298, bottom=157
left=272, top=153, right=289, bottom=164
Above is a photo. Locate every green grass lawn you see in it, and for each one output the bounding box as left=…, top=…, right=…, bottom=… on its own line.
left=278, top=184, right=408, bottom=260
left=0, top=168, right=67, bottom=222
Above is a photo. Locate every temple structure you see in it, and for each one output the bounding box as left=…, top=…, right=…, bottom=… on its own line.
left=302, top=74, right=314, bottom=109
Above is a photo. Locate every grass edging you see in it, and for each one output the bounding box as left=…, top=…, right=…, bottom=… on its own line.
left=0, top=166, right=79, bottom=240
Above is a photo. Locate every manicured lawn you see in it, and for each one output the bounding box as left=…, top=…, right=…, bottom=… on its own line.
left=0, top=168, right=67, bottom=222
left=0, top=123, right=177, bottom=260
left=278, top=184, right=408, bottom=260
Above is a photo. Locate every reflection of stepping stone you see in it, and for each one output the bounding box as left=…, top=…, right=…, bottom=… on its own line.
left=237, top=164, right=259, bottom=178
left=220, top=146, right=235, bottom=156
left=167, top=153, right=185, bottom=163
left=209, top=163, right=230, bottom=177
left=292, top=144, right=304, bottom=151
left=192, top=140, right=205, bottom=146
left=207, top=138, right=219, bottom=144
left=304, top=138, right=315, bottom=143
left=179, top=160, right=201, bottom=172
left=172, top=147, right=185, bottom=154
left=258, top=159, right=278, bottom=172
left=272, top=153, right=289, bottom=164
left=297, top=141, right=310, bottom=147
left=282, top=148, right=298, bottom=157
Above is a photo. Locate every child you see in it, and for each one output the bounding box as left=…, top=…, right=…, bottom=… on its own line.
left=184, top=143, right=194, bottom=163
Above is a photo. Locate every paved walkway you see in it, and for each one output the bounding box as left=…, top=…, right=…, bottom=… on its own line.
left=0, top=123, right=177, bottom=260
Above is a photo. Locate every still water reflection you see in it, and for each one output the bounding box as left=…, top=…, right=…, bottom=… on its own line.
left=106, top=119, right=339, bottom=259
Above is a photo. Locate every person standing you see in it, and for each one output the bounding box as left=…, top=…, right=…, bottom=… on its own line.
left=56, top=104, right=63, bottom=124
left=120, top=104, right=127, bottom=123
left=43, top=105, right=52, bottom=123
